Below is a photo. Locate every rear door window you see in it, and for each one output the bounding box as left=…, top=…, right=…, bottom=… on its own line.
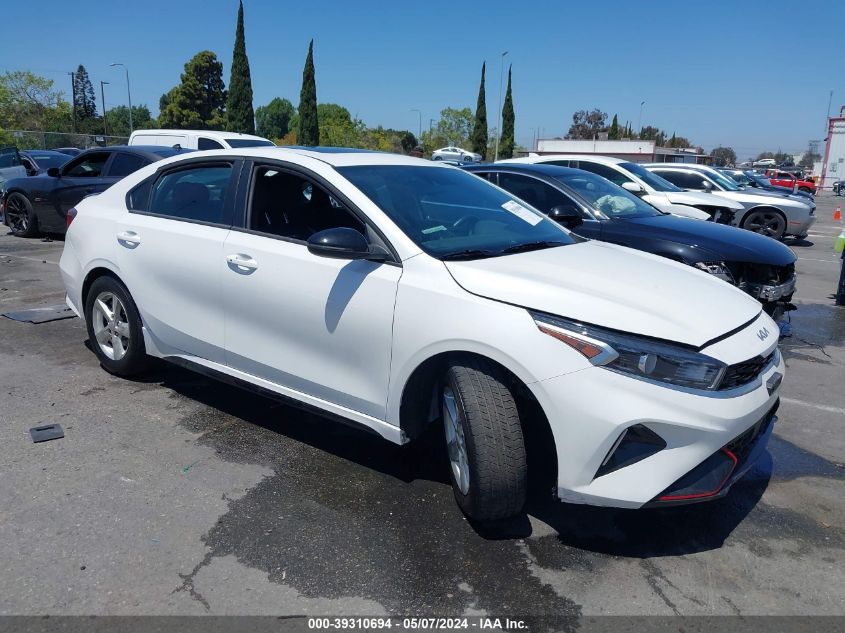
left=198, top=137, right=225, bottom=150
left=108, top=153, right=149, bottom=178
left=148, top=163, right=234, bottom=225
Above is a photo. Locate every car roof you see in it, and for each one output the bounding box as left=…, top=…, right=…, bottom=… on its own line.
left=74, top=145, right=195, bottom=160
left=21, top=149, right=68, bottom=156
left=158, top=146, right=443, bottom=168
left=130, top=129, right=270, bottom=141
left=463, top=163, right=582, bottom=178
left=502, top=154, right=627, bottom=166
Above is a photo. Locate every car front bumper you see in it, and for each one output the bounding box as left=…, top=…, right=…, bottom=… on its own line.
left=530, top=316, right=783, bottom=509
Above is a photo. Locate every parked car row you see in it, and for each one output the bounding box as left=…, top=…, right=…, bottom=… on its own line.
left=44, top=145, right=784, bottom=523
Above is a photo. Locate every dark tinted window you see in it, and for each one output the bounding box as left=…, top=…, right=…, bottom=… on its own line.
left=248, top=165, right=364, bottom=241
left=109, top=153, right=148, bottom=178
left=64, top=152, right=110, bottom=177
left=197, top=137, right=225, bottom=150
left=497, top=173, right=573, bottom=214
left=28, top=153, right=69, bottom=169
left=572, top=161, right=631, bottom=186
left=149, top=164, right=233, bottom=224
left=127, top=177, right=154, bottom=211
left=225, top=139, right=274, bottom=148
left=653, top=170, right=707, bottom=190
left=0, top=148, right=21, bottom=168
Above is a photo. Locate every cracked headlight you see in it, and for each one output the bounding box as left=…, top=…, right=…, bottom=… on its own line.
left=695, top=261, right=735, bottom=284
left=532, top=312, right=727, bottom=391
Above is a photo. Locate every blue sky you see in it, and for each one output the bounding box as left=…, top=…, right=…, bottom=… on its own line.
left=3, top=0, right=843, bottom=158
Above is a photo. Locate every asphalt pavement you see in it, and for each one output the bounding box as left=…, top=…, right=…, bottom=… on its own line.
left=0, top=195, right=843, bottom=618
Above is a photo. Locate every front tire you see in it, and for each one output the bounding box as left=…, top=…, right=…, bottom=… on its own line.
left=741, top=208, right=786, bottom=240
left=84, top=276, right=152, bottom=377
left=432, top=156, right=443, bottom=161
left=442, top=359, right=527, bottom=521
left=4, top=192, right=39, bottom=238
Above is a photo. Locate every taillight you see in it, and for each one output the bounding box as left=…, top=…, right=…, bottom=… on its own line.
left=67, top=207, right=78, bottom=228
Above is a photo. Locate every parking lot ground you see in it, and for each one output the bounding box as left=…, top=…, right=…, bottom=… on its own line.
left=0, top=196, right=844, bottom=619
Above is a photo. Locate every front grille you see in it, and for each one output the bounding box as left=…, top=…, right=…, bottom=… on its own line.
left=743, top=262, right=795, bottom=285
left=719, top=351, right=775, bottom=391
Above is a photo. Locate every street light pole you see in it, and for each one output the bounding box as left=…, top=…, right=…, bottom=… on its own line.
left=638, top=100, right=645, bottom=137
left=410, top=109, right=422, bottom=142
left=100, top=81, right=110, bottom=136
left=110, top=63, right=133, bottom=133
left=494, top=50, right=508, bottom=162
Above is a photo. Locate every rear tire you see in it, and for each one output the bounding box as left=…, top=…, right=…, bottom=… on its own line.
left=433, top=156, right=443, bottom=161
left=442, top=359, right=527, bottom=521
left=84, top=276, right=152, bottom=377
left=5, top=192, right=39, bottom=238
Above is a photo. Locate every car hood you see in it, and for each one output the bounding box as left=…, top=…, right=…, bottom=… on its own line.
left=618, top=215, right=797, bottom=265
left=662, top=189, right=744, bottom=211
left=444, top=241, right=761, bottom=348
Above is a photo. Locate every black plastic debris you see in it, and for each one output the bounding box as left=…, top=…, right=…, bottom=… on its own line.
left=30, top=424, right=64, bottom=443
left=2, top=305, right=76, bottom=324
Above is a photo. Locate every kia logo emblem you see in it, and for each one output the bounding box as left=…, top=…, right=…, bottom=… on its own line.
left=757, top=327, right=770, bottom=341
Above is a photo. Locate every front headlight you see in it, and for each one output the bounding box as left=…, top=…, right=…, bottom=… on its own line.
left=532, top=312, right=727, bottom=391
left=694, top=261, right=735, bottom=284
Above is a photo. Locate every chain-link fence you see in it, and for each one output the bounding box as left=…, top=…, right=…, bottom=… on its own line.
left=2, top=130, right=129, bottom=151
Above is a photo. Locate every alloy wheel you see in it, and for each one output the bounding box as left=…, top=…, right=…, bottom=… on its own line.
left=744, top=210, right=785, bottom=239
left=5, top=195, right=30, bottom=233
left=443, top=385, right=470, bottom=495
left=91, top=291, right=131, bottom=361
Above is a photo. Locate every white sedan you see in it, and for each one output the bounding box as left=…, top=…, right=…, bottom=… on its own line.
left=431, top=146, right=482, bottom=163
left=60, top=147, right=783, bottom=521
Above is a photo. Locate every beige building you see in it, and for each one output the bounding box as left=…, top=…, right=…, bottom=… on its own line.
left=525, top=138, right=711, bottom=164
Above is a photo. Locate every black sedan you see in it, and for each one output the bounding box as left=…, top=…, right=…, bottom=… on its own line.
left=19, top=150, right=72, bottom=176
left=1, top=145, right=192, bottom=237
left=463, top=163, right=797, bottom=320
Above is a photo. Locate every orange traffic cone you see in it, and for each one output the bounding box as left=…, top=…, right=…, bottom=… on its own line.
left=835, top=206, right=843, bottom=221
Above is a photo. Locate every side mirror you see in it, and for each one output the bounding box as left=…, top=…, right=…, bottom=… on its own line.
left=548, top=205, right=584, bottom=229
left=701, top=180, right=713, bottom=192
left=47, top=167, right=61, bottom=177
left=621, top=181, right=644, bottom=195
left=307, top=227, right=387, bottom=262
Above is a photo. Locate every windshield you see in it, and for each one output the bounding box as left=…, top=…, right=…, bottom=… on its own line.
left=619, top=162, right=683, bottom=192
left=554, top=171, right=661, bottom=218
left=225, top=139, right=275, bottom=148
left=337, top=165, right=576, bottom=259
left=744, top=171, right=775, bottom=188
left=703, top=169, right=742, bottom=191
left=29, top=153, right=69, bottom=169
left=721, top=171, right=750, bottom=186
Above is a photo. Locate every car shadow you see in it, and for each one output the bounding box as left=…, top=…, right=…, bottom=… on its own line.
left=128, top=361, right=773, bottom=557
left=787, top=238, right=814, bottom=248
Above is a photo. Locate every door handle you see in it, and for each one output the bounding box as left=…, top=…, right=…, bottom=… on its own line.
left=117, top=230, right=141, bottom=246
left=226, top=254, right=259, bottom=271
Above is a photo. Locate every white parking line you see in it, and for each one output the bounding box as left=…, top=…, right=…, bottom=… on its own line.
left=796, top=257, right=841, bottom=263
left=781, top=397, right=845, bottom=416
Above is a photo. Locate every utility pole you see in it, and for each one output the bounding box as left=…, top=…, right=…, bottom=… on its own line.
left=68, top=71, right=77, bottom=133
left=494, top=51, right=508, bottom=162
left=100, top=81, right=110, bottom=136
left=410, top=109, right=422, bottom=143
left=638, top=101, right=645, bottom=137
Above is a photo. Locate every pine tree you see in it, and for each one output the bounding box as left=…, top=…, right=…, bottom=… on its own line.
left=226, top=0, right=255, bottom=134
left=159, top=51, right=227, bottom=130
left=499, top=65, right=515, bottom=159
left=669, top=132, right=676, bottom=147
left=74, top=65, right=97, bottom=121
left=298, top=40, right=319, bottom=146
left=470, top=62, right=487, bottom=159
left=608, top=114, right=619, bottom=139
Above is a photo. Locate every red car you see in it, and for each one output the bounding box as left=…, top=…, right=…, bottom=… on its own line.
left=765, top=170, right=816, bottom=194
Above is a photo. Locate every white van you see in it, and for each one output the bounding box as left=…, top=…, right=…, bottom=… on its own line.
left=128, top=129, right=275, bottom=151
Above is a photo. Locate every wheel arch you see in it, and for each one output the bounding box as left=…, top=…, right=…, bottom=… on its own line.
left=81, top=265, right=126, bottom=308
left=398, top=350, right=558, bottom=487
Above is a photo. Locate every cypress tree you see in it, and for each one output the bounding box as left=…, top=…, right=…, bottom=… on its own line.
left=499, top=65, right=515, bottom=159
left=470, top=62, right=487, bottom=159
left=226, top=0, right=255, bottom=134
left=608, top=114, right=619, bottom=139
left=74, top=65, right=97, bottom=120
left=298, top=40, right=320, bottom=146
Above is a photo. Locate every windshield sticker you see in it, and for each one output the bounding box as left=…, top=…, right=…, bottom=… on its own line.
left=422, top=225, right=447, bottom=235
left=502, top=200, right=542, bottom=225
